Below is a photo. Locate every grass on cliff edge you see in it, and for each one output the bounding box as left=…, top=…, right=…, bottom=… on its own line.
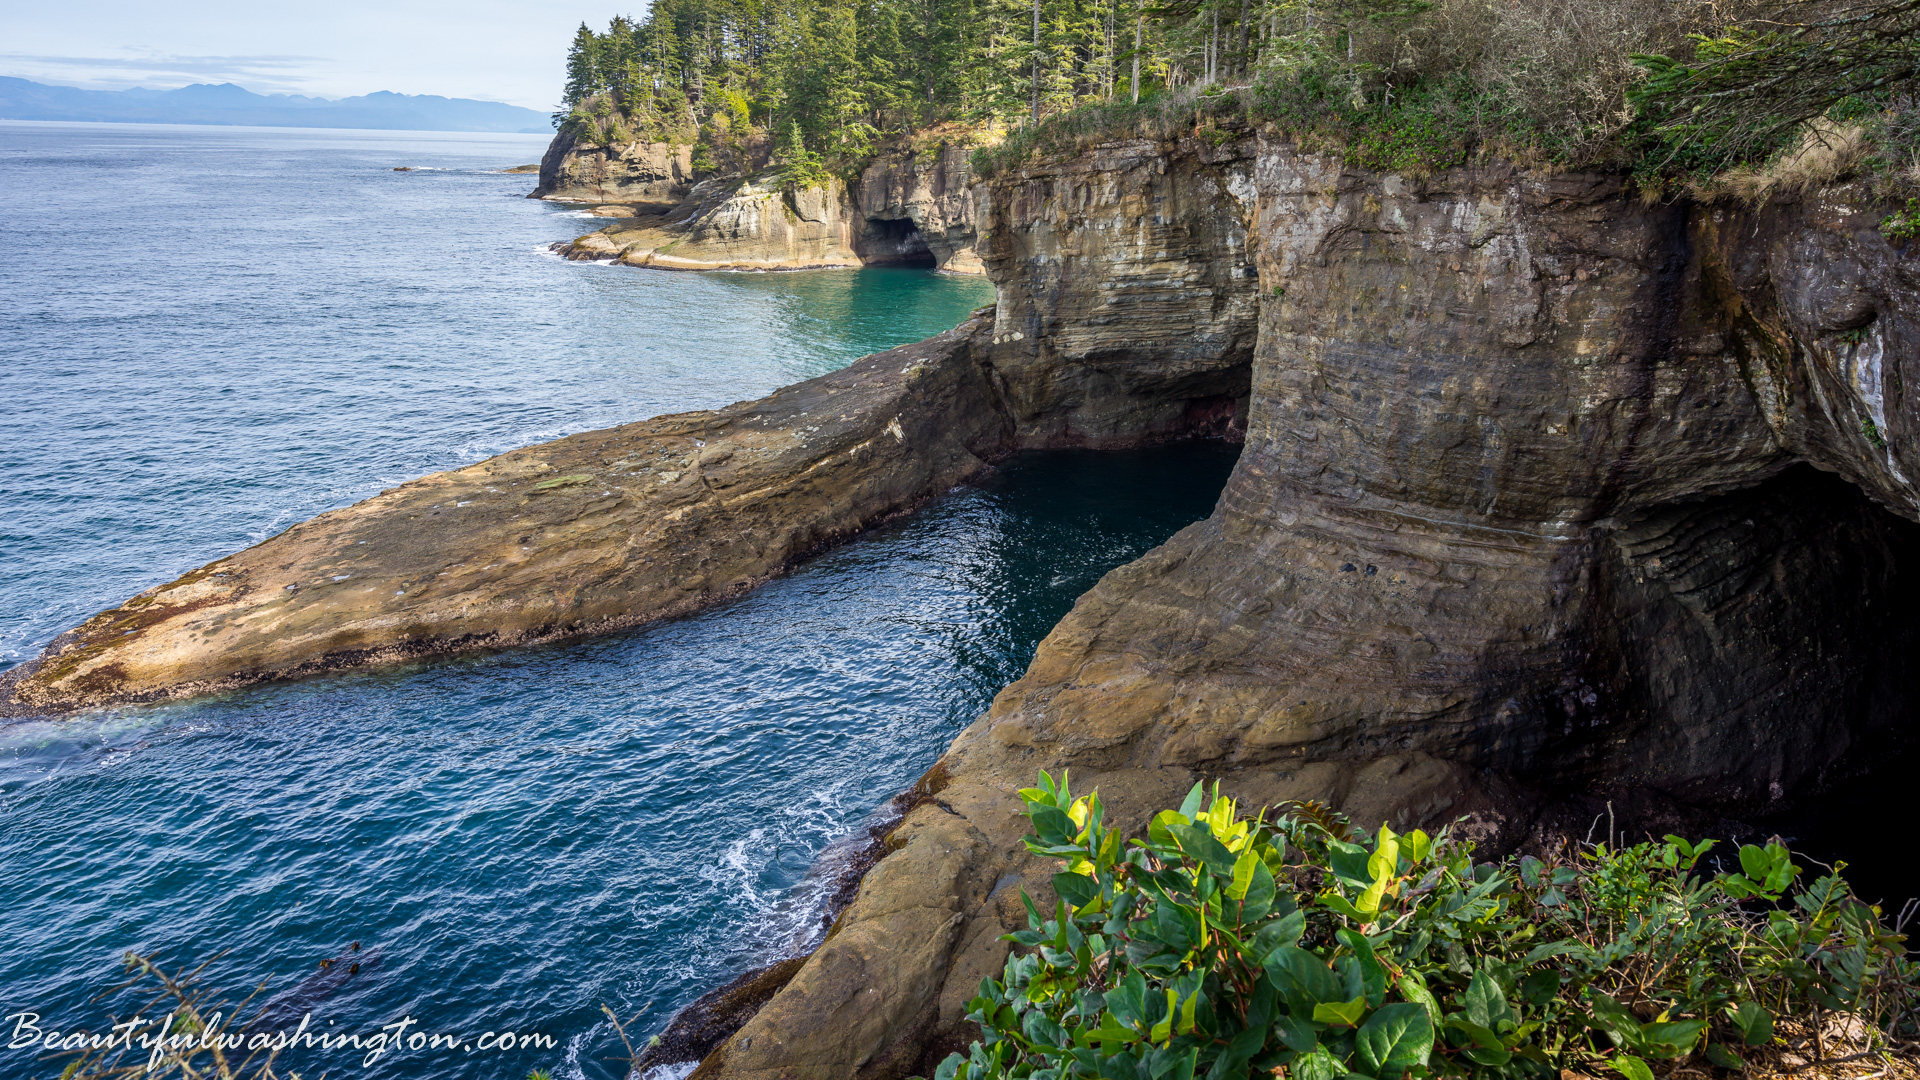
left=928, top=773, right=1920, bottom=1080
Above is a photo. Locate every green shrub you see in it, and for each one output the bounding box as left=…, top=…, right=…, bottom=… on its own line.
left=932, top=773, right=1918, bottom=1080
left=1884, top=197, right=1920, bottom=239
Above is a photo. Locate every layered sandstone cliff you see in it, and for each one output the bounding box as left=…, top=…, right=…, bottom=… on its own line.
left=565, top=174, right=866, bottom=271
left=532, top=128, right=695, bottom=207
left=553, top=139, right=984, bottom=272
left=686, top=129, right=1920, bottom=1080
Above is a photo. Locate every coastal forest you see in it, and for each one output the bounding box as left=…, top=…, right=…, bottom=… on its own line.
left=557, top=0, right=1920, bottom=197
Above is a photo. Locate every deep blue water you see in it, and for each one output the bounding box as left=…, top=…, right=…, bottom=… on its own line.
left=0, top=122, right=1238, bottom=1080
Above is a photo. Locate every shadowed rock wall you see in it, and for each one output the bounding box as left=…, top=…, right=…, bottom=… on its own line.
left=691, top=132, right=1920, bottom=1080
left=856, top=141, right=981, bottom=272
left=975, top=137, right=1261, bottom=446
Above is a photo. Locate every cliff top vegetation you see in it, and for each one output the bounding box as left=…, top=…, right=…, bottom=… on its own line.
left=552, top=0, right=1920, bottom=200
left=931, top=773, right=1920, bottom=1080
left=973, top=0, right=1920, bottom=200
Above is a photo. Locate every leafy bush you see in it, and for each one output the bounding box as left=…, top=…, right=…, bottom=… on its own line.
left=1883, top=196, right=1920, bottom=238
left=932, top=773, right=1919, bottom=1080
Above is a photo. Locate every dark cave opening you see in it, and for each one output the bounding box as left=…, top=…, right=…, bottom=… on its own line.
left=859, top=217, right=937, bottom=268
left=1574, top=464, right=1920, bottom=904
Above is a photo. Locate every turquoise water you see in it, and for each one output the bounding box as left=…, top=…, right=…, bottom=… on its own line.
left=0, top=122, right=1239, bottom=1079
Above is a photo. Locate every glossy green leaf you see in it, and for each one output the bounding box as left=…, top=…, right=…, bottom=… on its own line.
left=1272, top=1012, right=1320, bottom=1053
left=1312, top=995, right=1366, bottom=1027
left=1642, top=1019, right=1708, bottom=1057
left=1401, top=829, right=1433, bottom=865
left=1053, top=871, right=1098, bottom=911
left=1267, top=945, right=1344, bottom=1010
left=1228, top=848, right=1260, bottom=900
left=1731, top=1001, right=1773, bottom=1046
left=1327, top=840, right=1373, bottom=889
left=1462, top=968, right=1511, bottom=1030
left=1252, top=909, right=1307, bottom=959
left=1396, top=974, right=1441, bottom=1028
left=1318, top=891, right=1367, bottom=920
left=1178, top=782, right=1207, bottom=820
left=1293, top=1047, right=1345, bottom=1080
left=1585, top=989, right=1644, bottom=1049
left=1336, top=929, right=1387, bottom=1006
left=1241, top=858, right=1277, bottom=921
left=1612, top=1052, right=1655, bottom=1080
left=1357, top=1003, right=1433, bottom=1074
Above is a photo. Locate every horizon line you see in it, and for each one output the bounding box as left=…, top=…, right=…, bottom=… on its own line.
left=0, top=72, right=552, bottom=112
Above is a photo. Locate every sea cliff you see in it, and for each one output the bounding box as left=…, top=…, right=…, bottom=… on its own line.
left=7, top=117, right=1917, bottom=1080
left=682, top=127, right=1920, bottom=1079
left=539, top=135, right=984, bottom=273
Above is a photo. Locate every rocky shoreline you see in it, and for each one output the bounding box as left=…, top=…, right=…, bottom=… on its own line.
left=535, top=133, right=984, bottom=274
left=9, top=120, right=1918, bottom=1080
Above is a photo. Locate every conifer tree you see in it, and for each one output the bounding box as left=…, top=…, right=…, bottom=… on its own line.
left=560, top=23, right=603, bottom=111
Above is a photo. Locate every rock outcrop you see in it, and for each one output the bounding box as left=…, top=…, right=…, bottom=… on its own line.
left=1, top=320, right=1012, bottom=714
left=686, top=131, right=1920, bottom=1080
left=553, top=139, right=984, bottom=273
left=564, top=175, right=866, bottom=271
left=977, top=136, right=1260, bottom=444
left=532, top=128, right=694, bottom=207
left=856, top=140, right=981, bottom=272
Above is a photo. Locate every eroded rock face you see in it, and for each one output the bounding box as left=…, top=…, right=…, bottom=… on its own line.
left=556, top=140, right=984, bottom=273
left=532, top=129, right=694, bottom=207
left=975, top=137, right=1261, bottom=445
left=855, top=142, right=981, bottom=272
left=692, top=135, right=1920, bottom=1080
left=566, top=174, right=866, bottom=271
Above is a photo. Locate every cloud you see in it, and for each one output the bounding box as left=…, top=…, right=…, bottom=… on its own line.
left=0, top=51, right=332, bottom=95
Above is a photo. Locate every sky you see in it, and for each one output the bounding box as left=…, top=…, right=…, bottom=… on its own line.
left=0, top=0, right=643, bottom=111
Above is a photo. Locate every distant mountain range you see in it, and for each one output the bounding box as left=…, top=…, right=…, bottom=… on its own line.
left=0, top=77, right=552, bottom=133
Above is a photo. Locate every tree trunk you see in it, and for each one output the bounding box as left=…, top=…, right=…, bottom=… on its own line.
left=1031, top=0, right=1041, bottom=122
left=1106, top=0, right=1117, bottom=99
left=1210, top=7, right=1218, bottom=83
left=1132, top=11, right=1142, bottom=103
left=1235, top=0, right=1248, bottom=77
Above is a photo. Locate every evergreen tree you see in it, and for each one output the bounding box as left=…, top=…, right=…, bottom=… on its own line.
left=560, top=23, right=603, bottom=113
